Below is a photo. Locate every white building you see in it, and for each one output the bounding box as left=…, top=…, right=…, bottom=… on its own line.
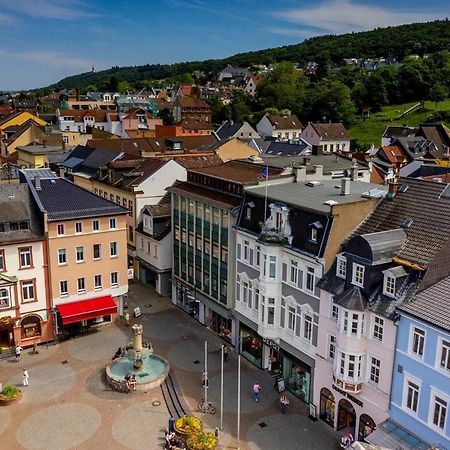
left=256, top=113, right=303, bottom=141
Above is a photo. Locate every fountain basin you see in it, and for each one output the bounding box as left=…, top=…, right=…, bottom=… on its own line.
left=106, top=354, right=170, bottom=392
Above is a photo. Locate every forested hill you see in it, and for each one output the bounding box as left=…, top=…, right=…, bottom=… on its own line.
left=54, top=20, right=450, bottom=89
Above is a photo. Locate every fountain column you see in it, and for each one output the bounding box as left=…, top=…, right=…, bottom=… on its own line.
left=132, top=324, right=143, bottom=352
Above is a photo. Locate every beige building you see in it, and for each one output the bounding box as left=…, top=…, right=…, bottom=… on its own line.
left=25, top=170, right=129, bottom=334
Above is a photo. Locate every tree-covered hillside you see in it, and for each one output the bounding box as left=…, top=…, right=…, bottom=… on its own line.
left=52, top=20, right=450, bottom=90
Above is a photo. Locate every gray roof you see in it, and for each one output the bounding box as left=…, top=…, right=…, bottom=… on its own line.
left=62, top=156, right=85, bottom=169
left=215, top=121, right=244, bottom=140
left=17, top=145, right=65, bottom=154
left=360, top=229, right=407, bottom=264
left=334, top=286, right=368, bottom=310
left=257, top=154, right=368, bottom=173
left=27, top=176, right=128, bottom=221
left=246, top=179, right=387, bottom=213
left=20, top=168, right=58, bottom=181
left=399, top=275, right=450, bottom=330
left=354, top=178, right=450, bottom=268
left=0, top=184, right=43, bottom=243
left=262, top=140, right=311, bottom=157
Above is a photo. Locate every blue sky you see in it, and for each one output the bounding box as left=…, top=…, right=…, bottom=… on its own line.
left=0, top=0, right=447, bottom=90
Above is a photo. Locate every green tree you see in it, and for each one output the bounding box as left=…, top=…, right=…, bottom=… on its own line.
left=429, top=83, right=448, bottom=107
left=109, top=76, right=119, bottom=92
left=117, top=81, right=132, bottom=93
left=158, top=108, right=175, bottom=125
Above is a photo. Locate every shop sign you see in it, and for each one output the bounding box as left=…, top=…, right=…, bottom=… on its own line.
left=332, top=384, right=364, bottom=407
left=277, top=378, right=285, bottom=392
left=263, top=337, right=280, bottom=351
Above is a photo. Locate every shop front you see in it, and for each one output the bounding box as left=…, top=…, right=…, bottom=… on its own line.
left=282, top=354, right=312, bottom=404
left=208, top=309, right=233, bottom=343
left=239, top=323, right=263, bottom=368
left=320, top=387, right=336, bottom=427
left=175, top=280, right=199, bottom=320
left=0, top=315, right=14, bottom=347
left=56, top=295, right=117, bottom=337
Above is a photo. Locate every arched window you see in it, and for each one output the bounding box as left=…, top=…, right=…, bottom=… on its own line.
left=21, top=316, right=41, bottom=339
left=0, top=288, right=10, bottom=308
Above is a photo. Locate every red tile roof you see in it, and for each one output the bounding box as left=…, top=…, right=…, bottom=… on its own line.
left=311, top=122, right=352, bottom=140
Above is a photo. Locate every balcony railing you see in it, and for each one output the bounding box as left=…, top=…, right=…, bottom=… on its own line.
left=259, top=226, right=288, bottom=244
left=333, top=374, right=362, bottom=394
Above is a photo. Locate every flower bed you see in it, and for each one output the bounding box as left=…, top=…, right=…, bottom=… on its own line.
left=0, top=384, right=21, bottom=405
left=187, top=432, right=218, bottom=450
left=174, top=416, right=203, bottom=442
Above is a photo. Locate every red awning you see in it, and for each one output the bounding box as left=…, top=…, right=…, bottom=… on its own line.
left=57, top=295, right=117, bottom=325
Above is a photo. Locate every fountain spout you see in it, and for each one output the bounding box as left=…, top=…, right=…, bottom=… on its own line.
left=132, top=324, right=143, bottom=353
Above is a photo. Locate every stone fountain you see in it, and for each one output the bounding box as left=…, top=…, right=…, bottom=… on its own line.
left=106, top=324, right=170, bottom=392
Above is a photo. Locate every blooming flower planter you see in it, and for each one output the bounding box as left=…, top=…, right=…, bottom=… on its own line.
left=187, top=432, right=218, bottom=450
left=174, top=416, right=203, bottom=442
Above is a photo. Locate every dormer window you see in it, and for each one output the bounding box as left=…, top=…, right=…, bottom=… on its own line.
left=310, top=228, right=317, bottom=242
left=352, top=263, right=365, bottom=287
left=384, top=274, right=396, bottom=297
left=336, top=255, right=347, bottom=279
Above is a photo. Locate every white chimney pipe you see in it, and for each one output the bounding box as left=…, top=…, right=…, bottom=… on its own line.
left=341, top=177, right=350, bottom=195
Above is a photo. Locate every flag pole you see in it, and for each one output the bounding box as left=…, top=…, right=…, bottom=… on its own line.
left=264, top=166, right=268, bottom=222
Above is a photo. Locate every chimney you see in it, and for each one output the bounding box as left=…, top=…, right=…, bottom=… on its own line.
left=42, top=140, right=47, bottom=148
left=350, top=164, right=358, bottom=180
left=302, top=156, right=311, bottom=166
left=340, top=177, right=350, bottom=195
left=388, top=178, right=399, bottom=196
left=295, top=165, right=307, bottom=182
left=313, top=164, right=323, bottom=178
left=76, top=87, right=80, bottom=102
left=35, top=176, right=41, bottom=191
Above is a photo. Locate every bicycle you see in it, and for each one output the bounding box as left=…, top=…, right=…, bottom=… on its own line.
left=197, top=398, right=216, bottom=414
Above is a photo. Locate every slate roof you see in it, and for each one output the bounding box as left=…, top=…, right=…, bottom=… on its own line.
left=215, top=121, right=245, bottom=140
left=142, top=192, right=171, bottom=218
left=399, top=275, right=450, bottom=330
left=0, top=184, right=43, bottom=243
left=28, top=177, right=127, bottom=221
left=352, top=178, right=450, bottom=269
left=382, top=126, right=417, bottom=139
left=262, top=140, right=311, bottom=157
left=416, top=123, right=450, bottom=158
left=310, top=122, right=352, bottom=141
left=267, top=114, right=303, bottom=130
left=334, top=286, right=368, bottom=310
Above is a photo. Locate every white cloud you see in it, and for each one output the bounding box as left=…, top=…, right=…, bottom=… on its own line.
left=273, top=0, right=444, bottom=35
left=0, top=0, right=96, bottom=20
left=0, top=48, right=104, bottom=70
left=266, top=27, right=314, bottom=38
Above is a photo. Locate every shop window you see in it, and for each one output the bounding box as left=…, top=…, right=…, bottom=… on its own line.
left=21, top=316, right=41, bottom=339
left=287, top=363, right=310, bottom=403
left=320, top=388, right=335, bottom=426
left=0, top=288, right=10, bottom=308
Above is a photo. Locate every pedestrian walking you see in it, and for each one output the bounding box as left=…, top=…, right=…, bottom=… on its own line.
left=33, top=341, right=38, bottom=354
left=15, top=344, right=23, bottom=362
left=168, top=416, right=175, bottom=433
left=223, top=345, right=229, bottom=363
left=252, top=382, right=261, bottom=402
left=124, top=311, right=130, bottom=327
left=280, top=394, right=289, bottom=414
left=22, top=368, right=29, bottom=386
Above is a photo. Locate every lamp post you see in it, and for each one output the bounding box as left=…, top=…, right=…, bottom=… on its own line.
left=237, top=354, right=241, bottom=450
left=220, top=345, right=224, bottom=430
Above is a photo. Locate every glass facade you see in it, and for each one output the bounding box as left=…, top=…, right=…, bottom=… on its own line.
left=240, top=325, right=263, bottom=368
left=172, top=193, right=228, bottom=305
left=282, top=356, right=311, bottom=403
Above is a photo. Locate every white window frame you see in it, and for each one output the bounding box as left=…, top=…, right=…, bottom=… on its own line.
left=77, top=277, right=86, bottom=294
left=352, top=263, right=365, bottom=287
left=328, top=334, right=336, bottom=360
left=436, top=337, right=450, bottom=374
left=289, top=260, right=298, bottom=285
left=336, top=255, right=347, bottom=279
left=373, top=315, right=384, bottom=342
left=305, top=266, right=315, bottom=293
left=409, top=325, right=426, bottom=359
left=75, top=222, right=83, bottom=234
left=92, top=220, right=100, bottom=232
left=369, top=356, right=381, bottom=385
left=383, top=273, right=396, bottom=297
left=109, top=218, right=117, bottom=230
left=428, top=388, right=449, bottom=434
left=0, top=288, right=10, bottom=308
left=402, top=374, right=421, bottom=416
left=60, top=280, right=68, bottom=297
left=75, top=246, right=85, bottom=263
left=111, top=272, right=119, bottom=288
left=310, top=227, right=318, bottom=243
left=331, top=301, right=339, bottom=321
left=58, top=248, right=67, bottom=265
left=110, top=242, right=118, bottom=258
left=269, top=256, right=276, bottom=279
left=22, top=280, right=35, bottom=302
left=94, top=274, right=102, bottom=291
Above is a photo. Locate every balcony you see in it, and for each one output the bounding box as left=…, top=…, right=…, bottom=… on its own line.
left=259, top=226, right=288, bottom=244
left=333, top=374, right=362, bottom=394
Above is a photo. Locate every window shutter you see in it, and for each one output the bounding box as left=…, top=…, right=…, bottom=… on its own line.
left=249, top=249, right=254, bottom=265
left=282, top=263, right=287, bottom=282
left=297, top=269, right=303, bottom=289
left=237, top=243, right=241, bottom=260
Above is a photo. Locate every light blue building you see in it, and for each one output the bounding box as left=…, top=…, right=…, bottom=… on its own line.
left=388, top=276, right=450, bottom=449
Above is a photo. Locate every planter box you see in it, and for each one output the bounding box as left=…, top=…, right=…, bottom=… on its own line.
left=0, top=391, right=22, bottom=406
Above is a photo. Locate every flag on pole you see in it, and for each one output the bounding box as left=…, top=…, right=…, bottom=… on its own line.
left=257, top=166, right=269, bottom=183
